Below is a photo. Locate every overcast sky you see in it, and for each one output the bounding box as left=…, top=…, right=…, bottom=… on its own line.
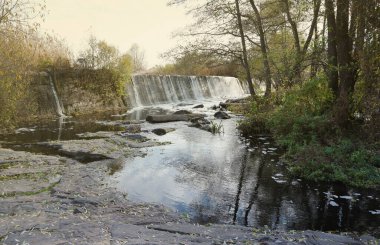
left=41, top=0, right=192, bottom=67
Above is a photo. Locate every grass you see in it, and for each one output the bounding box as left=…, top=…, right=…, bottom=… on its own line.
left=210, top=120, right=224, bottom=134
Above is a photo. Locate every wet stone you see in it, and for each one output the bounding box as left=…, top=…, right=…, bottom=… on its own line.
left=193, top=104, right=204, bottom=109
left=214, top=111, right=231, bottom=119
left=152, top=128, right=175, bottom=136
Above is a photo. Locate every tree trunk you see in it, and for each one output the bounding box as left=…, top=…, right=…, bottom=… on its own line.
left=235, top=0, right=255, bottom=96
left=310, top=0, right=319, bottom=79
left=325, top=0, right=339, bottom=96
left=283, top=0, right=302, bottom=84
left=248, top=0, right=272, bottom=97
left=335, top=0, right=355, bottom=126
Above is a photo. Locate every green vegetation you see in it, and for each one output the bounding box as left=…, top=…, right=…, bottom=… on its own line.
left=239, top=76, right=379, bottom=188
left=210, top=120, right=224, bottom=134
left=0, top=2, right=136, bottom=130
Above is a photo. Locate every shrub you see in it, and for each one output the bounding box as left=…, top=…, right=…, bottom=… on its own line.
left=290, top=140, right=380, bottom=188
left=239, top=75, right=380, bottom=188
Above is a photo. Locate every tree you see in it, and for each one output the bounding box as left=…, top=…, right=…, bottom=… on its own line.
left=323, top=0, right=379, bottom=126
left=236, top=0, right=255, bottom=96
left=325, top=0, right=338, bottom=96
left=80, top=36, right=119, bottom=69
left=0, top=0, right=48, bottom=128
left=281, top=0, right=322, bottom=85
left=169, top=0, right=257, bottom=95
left=117, top=53, right=134, bottom=79
left=128, top=43, right=146, bottom=72
left=247, top=0, right=272, bottom=96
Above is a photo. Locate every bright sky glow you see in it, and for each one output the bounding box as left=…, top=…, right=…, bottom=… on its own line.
left=41, top=0, right=192, bottom=67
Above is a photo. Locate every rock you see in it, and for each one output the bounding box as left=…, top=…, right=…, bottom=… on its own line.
left=151, top=128, right=175, bottom=136
left=190, top=117, right=210, bottom=125
left=73, top=208, right=83, bottom=214
left=302, top=230, right=363, bottom=245
left=177, top=103, right=193, bottom=107
left=214, top=111, right=231, bottom=119
left=123, top=124, right=141, bottom=133
left=146, top=113, right=205, bottom=123
left=123, top=134, right=148, bottom=142
left=173, top=110, right=192, bottom=115
left=124, top=120, right=144, bottom=125
left=193, top=104, right=204, bottom=109
left=211, top=105, right=219, bottom=110
left=219, top=102, right=228, bottom=109
left=71, top=197, right=99, bottom=206
left=189, top=118, right=212, bottom=132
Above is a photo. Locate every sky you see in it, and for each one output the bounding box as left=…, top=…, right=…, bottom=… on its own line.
left=41, top=0, right=192, bottom=68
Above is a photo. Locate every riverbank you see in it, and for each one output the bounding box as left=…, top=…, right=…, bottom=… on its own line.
left=235, top=80, right=380, bottom=189
left=0, top=112, right=378, bottom=244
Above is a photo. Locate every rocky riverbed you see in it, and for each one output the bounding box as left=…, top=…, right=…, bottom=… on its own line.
left=0, top=116, right=378, bottom=244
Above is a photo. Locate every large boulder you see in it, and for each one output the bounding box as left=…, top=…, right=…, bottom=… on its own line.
left=214, top=111, right=231, bottom=119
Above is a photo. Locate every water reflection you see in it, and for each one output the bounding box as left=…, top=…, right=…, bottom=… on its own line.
left=115, top=116, right=380, bottom=233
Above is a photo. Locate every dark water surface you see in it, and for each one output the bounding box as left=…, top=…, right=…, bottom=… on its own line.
left=1, top=104, right=379, bottom=234
left=113, top=105, right=380, bottom=234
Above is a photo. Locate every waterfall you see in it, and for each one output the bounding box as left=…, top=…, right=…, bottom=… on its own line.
left=48, top=75, right=65, bottom=117
left=126, top=75, right=247, bottom=107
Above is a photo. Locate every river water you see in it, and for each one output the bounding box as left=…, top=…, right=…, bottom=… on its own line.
left=1, top=101, right=379, bottom=234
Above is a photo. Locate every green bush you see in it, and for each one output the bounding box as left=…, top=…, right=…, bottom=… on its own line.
left=267, top=76, right=335, bottom=149
left=290, top=140, right=380, bottom=188
left=239, top=75, right=380, bottom=188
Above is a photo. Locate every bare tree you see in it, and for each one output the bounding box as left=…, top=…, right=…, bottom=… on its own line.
left=247, top=0, right=272, bottom=96
left=128, top=43, right=146, bottom=72
left=236, top=0, right=255, bottom=96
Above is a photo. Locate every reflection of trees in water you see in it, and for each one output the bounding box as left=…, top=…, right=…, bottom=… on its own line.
left=173, top=146, right=249, bottom=224
left=169, top=135, right=379, bottom=231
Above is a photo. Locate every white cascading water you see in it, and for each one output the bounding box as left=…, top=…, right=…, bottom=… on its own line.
left=48, top=76, right=65, bottom=117
left=126, top=75, right=247, bottom=108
